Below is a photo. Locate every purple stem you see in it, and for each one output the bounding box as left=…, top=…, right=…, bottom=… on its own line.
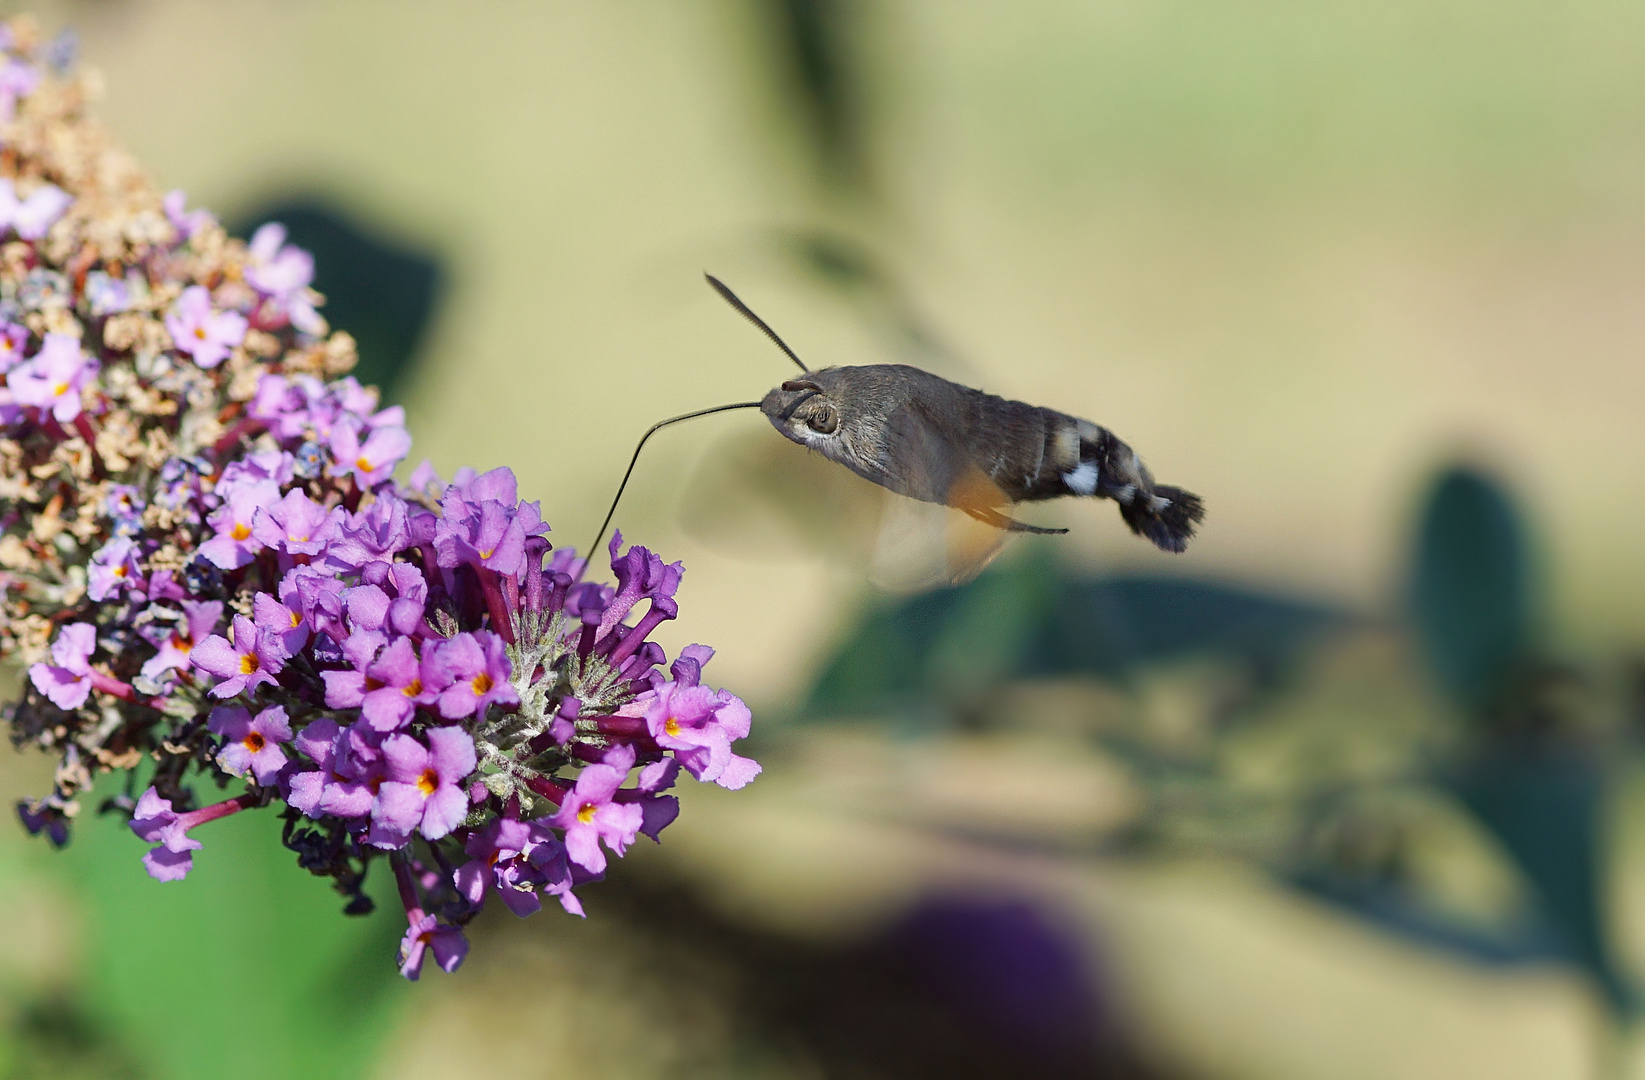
left=475, top=567, right=515, bottom=645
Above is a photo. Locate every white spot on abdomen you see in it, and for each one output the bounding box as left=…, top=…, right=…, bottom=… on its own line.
left=1063, top=461, right=1099, bottom=495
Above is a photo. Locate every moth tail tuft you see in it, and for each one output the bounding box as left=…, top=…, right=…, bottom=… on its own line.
left=1119, top=484, right=1205, bottom=553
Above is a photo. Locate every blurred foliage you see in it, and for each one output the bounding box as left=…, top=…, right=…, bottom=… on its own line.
left=0, top=995, right=143, bottom=1080
left=449, top=861, right=1169, bottom=1080
left=748, top=0, right=873, bottom=197
left=1410, top=469, right=1534, bottom=716
left=228, top=199, right=444, bottom=404
left=800, top=462, right=1641, bottom=1024
left=780, top=229, right=970, bottom=375
left=1410, top=467, right=1632, bottom=1013
left=0, top=779, right=408, bottom=1080
left=804, top=544, right=1346, bottom=724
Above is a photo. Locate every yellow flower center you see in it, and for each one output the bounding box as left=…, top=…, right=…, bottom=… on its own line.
left=403, top=678, right=423, bottom=697
left=417, top=769, right=439, bottom=797
left=471, top=672, right=492, bottom=696
left=193, top=326, right=207, bottom=340
left=230, top=522, right=251, bottom=541
left=51, top=381, right=68, bottom=396
left=576, top=802, right=598, bottom=825
left=239, top=653, right=260, bottom=675
left=664, top=716, right=681, bottom=737
left=243, top=732, right=265, bottom=752
left=355, top=456, right=372, bottom=472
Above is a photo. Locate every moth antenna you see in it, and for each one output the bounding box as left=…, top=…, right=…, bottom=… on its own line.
left=582, top=401, right=764, bottom=578
left=705, top=273, right=810, bottom=373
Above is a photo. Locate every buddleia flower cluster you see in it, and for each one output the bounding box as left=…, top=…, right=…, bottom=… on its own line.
left=0, top=18, right=757, bottom=979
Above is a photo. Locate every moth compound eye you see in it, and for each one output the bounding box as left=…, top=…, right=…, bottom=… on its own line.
left=804, top=403, right=838, bottom=434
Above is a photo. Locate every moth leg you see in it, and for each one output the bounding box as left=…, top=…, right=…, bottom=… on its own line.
left=961, top=504, right=1069, bottom=535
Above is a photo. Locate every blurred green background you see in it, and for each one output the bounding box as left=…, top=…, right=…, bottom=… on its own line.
left=2, top=1, right=1644, bottom=1077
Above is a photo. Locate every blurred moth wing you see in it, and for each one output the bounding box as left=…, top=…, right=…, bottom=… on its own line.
left=681, top=426, right=1017, bottom=591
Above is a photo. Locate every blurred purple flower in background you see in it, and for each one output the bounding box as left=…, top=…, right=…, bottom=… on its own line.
left=165, top=285, right=248, bottom=369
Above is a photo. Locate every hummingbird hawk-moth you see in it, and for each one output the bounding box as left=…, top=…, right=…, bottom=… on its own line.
left=586, top=276, right=1205, bottom=576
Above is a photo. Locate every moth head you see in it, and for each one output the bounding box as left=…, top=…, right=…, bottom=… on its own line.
left=761, top=372, right=844, bottom=447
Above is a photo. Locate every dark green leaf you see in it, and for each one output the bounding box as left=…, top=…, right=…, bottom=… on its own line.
left=1409, top=468, right=1533, bottom=714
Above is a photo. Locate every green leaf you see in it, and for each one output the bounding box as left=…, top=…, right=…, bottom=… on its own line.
left=1449, top=747, right=1631, bottom=1013
left=1409, top=467, right=1533, bottom=714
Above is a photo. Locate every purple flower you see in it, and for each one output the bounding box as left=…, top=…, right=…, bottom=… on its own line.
left=319, top=628, right=387, bottom=709
left=528, top=834, right=585, bottom=916
left=640, top=681, right=760, bottom=791
left=0, top=321, right=27, bottom=373
left=245, top=222, right=314, bottom=297
left=104, top=483, right=144, bottom=533
left=452, top=816, right=569, bottom=918
left=432, top=467, right=548, bottom=578
left=245, top=223, right=323, bottom=334
left=0, top=57, right=39, bottom=122
left=209, top=704, right=292, bottom=785
left=197, top=478, right=279, bottom=569
left=139, top=599, right=223, bottom=681
left=551, top=743, right=645, bottom=875
left=28, top=622, right=96, bottom=709
left=129, top=788, right=199, bottom=881
left=9, top=333, right=91, bottom=422
left=398, top=913, right=467, bottom=981
left=442, top=465, right=521, bottom=510
left=16, top=797, right=69, bottom=848
left=128, top=787, right=250, bottom=882
left=437, top=500, right=526, bottom=576
left=190, top=614, right=287, bottom=699
left=407, top=459, right=443, bottom=498
left=285, top=719, right=378, bottom=819
left=163, top=189, right=214, bottom=240
left=357, top=636, right=443, bottom=732
left=250, top=488, right=339, bottom=558
left=84, top=271, right=130, bottom=316
left=217, top=450, right=296, bottom=492
left=371, top=726, right=477, bottom=843
left=635, top=756, right=682, bottom=841
left=283, top=565, right=347, bottom=642
left=342, top=583, right=392, bottom=634
left=368, top=562, right=428, bottom=637
left=334, top=378, right=401, bottom=429
left=248, top=373, right=323, bottom=441
left=252, top=586, right=310, bottom=657
left=428, top=631, right=517, bottom=719
left=0, top=178, right=70, bottom=240
left=597, top=533, right=683, bottom=642
left=325, top=492, right=412, bottom=570
left=165, top=285, right=247, bottom=369
left=329, top=417, right=411, bottom=488
left=86, top=536, right=140, bottom=602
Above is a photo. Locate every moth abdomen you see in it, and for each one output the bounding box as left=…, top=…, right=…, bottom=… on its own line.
left=1031, top=416, right=1205, bottom=553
